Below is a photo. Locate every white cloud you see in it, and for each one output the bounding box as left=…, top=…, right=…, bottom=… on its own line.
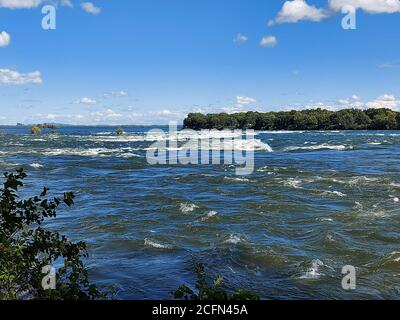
left=0, top=68, right=42, bottom=85
left=270, top=0, right=328, bottom=25
left=233, top=33, right=248, bottom=44
left=91, top=109, right=122, bottom=120
left=329, top=0, right=400, bottom=14
left=151, top=109, right=181, bottom=116
left=222, top=96, right=258, bottom=114
left=236, top=96, right=257, bottom=106
left=366, top=94, right=400, bottom=110
left=260, top=35, right=277, bottom=48
left=222, top=105, right=244, bottom=114
left=60, top=0, right=72, bottom=7
left=0, top=0, right=43, bottom=8
left=0, top=31, right=10, bottom=47
left=287, top=94, right=400, bottom=112
left=0, top=0, right=74, bottom=9
left=79, top=97, right=97, bottom=105
left=337, top=94, right=364, bottom=108
left=81, top=2, right=101, bottom=14
left=112, top=90, right=128, bottom=97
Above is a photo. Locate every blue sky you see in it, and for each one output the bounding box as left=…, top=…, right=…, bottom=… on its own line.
left=0, top=0, right=400, bottom=125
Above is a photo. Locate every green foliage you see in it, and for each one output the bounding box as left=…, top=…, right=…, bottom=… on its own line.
left=174, top=263, right=260, bottom=301
left=183, top=108, right=400, bottom=131
left=31, top=124, right=59, bottom=135
left=38, top=123, right=59, bottom=129
left=0, top=169, right=102, bottom=300
left=31, top=126, right=41, bottom=135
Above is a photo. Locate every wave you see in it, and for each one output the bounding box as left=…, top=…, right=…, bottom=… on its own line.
left=224, top=176, right=250, bottom=183
left=321, top=190, right=346, bottom=197
left=200, top=210, right=218, bottom=221
left=299, top=259, right=324, bottom=279
left=41, top=148, right=140, bottom=158
left=144, top=238, right=172, bottom=249
left=283, top=178, right=303, bottom=189
left=29, top=163, right=44, bottom=169
left=179, top=202, right=198, bottom=214
left=284, top=144, right=352, bottom=152
left=385, top=252, right=400, bottom=263
left=317, top=217, right=334, bottom=222
left=224, top=234, right=244, bottom=244
left=80, top=130, right=245, bottom=143
left=145, top=139, right=273, bottom=152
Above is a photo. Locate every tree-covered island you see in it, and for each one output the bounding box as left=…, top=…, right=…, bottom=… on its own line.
left=183, top=108, right=400, bottom=131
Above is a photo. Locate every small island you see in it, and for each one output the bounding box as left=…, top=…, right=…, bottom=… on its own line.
left=183, top=108, right=400, bottom=131
left=30, top=123, right=60, bottom=135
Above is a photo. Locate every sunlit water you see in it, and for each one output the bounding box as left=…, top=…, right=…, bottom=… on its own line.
left=1, top=126, right=400, bottom=299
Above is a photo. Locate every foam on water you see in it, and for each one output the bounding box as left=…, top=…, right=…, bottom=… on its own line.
left=144, top=139, right=273, bottom=152
left=225, top=234, right=244, bottom=244
left=144, top=239, right=172, bottom=249
left=41, top=148, right=139, bottom=158
left=224, top=176, right=250, bottom=183
left=300, top=259, right=324, bottom=279
left=201, top=210, right=218, bottom=221
left=321, top=190, right=347, bottom=197
left=283, top=178, right=303, bottom=189
left=284, top=144, right=352, bottom=152
left=179, top=202, right=198, bottom=214
left=29, top=163, right=44, bottom=169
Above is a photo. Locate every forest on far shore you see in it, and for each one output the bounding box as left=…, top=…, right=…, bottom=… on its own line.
left=183, top=108, right=400, bottom=131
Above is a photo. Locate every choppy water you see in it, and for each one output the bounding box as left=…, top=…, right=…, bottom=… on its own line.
left=1, top=126, right=400, bottom=299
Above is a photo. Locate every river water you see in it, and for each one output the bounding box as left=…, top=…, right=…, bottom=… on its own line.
left=1, top=126, right=399, bottom=299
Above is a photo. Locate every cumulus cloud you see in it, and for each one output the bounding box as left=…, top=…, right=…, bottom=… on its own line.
left=60, top=0, right=72, bottom=7
left=0, top=68, right=42, bottom=85
left=222, top=96, right=257, bottom=114
left=0, top=0, right=74, bottom=9
left=236, top=96, right=257, bottom=106
left=337, top=94, right=364, bottom=108
left=366, top=94, right=400, bottom=110
left=0, top=0, right=43, bottom=8
left=269, top=0, right=328, bottom=25
left=329, top=0, right=400, bottom=14
left=270, top=0, right=400, bottom=26
left=260, top=35, right=277, bottom=48
left=233, top=33, right=248, bottom=44
left=78, top=97, right=97, bottom=105
left=91, top=109, right=122, bottom=121
left=81, top=2, right=101, bottom=14
left=150, top=109, right=181, bottom=117
left=112, top=90, right=128, bottom=97
left=0, top=31, right=10, bottom=47
left=286, top=94, right=400, bottom=112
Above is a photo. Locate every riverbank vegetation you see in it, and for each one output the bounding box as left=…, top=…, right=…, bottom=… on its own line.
left=183, top=108, right=400, bottom=131
left=0, top=169, right=102, bottom=300
left=174, top=263, right=259, bottom=300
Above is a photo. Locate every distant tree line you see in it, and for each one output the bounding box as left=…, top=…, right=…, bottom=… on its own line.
left=183, top=108, right=400, bottom=131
